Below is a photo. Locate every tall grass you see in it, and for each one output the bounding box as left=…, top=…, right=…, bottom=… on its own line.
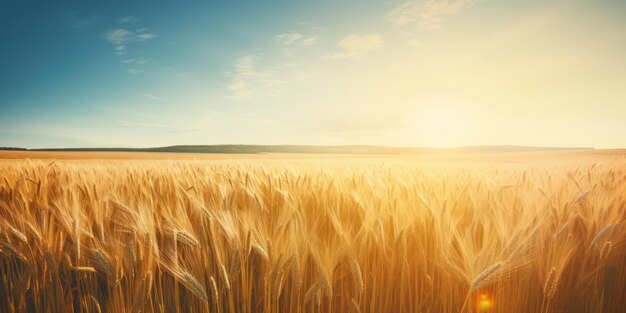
left=0, top=156, right=625, bottom=312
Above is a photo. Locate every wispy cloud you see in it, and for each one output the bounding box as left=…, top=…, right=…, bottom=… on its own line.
left=103, top=22, right=156, bottom=74
left=124, top=57, right=150, bottom=72
left=62, top=12, right=100, bottom=29
left=225, top=56, right=287, bottom=100
left=104, top=29, right=133, bottom=49
left=117, top=120, right=175, bottom=129
left=114, top=109, right=274, bottom=135
left=324, top=34, right=383, bottom=60
left=117, top=16, right=138, bottom=24
left=386, top=0, right=480, bottom=30
left=275, top=32, right=317, bottom=46
left=127, top=68, right=144, bottom=75
left=136, top=33, right=156, bottom=40
left=103, top=28, right=156, bottom=53
left=105, top=107, right=172, bottom=122
left=225, top=26, right=320, bottom=99
left=143, top=94, right=162, bottom=100
left=123, top=57, right=149, bottom=65
left=112, top=107, right=178, bottom=130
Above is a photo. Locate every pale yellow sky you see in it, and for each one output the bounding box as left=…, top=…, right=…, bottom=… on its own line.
left=275, top=0, right=626, bottom=148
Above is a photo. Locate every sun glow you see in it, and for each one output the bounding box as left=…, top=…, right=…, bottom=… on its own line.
left=408, top=100, right=475, bottom=147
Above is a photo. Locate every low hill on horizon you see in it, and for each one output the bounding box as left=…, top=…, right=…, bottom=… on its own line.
left=0, top=145, right=594, bottom=154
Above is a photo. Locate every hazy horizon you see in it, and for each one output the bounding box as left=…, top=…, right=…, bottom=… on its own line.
left=2, top=0, right=626, bottom=148
left=0, top=143, right=599, bottom=152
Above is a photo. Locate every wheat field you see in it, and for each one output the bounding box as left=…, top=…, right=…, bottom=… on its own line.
left=0, top=152, right=625, bottom=313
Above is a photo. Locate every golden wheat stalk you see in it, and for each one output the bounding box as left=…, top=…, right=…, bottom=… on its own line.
left=590, top=225, right=612, bottom=247
left=92, top=249, right=115, bottom=281
left=70, top=266, right=97, bottom=273
left=543, top=267, right=559, bottom=299
left=133, top=271, right=153, bottom=311
left=209, top=275, right=219, bottom=304
left=349, top=259, right=364, bottom=293
left=176, top=229, right=200, bottom=247
left=599, top=241, right=612, bottom=259
left=470, top=262, right=503, bottom=291
left=180, top=271, right=208, bottom=302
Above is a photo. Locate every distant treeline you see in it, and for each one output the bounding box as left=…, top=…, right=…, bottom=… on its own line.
left=0, top=145, right=594, bottom=154
left=0, top=147, right=28, bottom=151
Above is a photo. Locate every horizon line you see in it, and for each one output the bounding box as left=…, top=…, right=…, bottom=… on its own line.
left=0, top=144, right=602, bottom=155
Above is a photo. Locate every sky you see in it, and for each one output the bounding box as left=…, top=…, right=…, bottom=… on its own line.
left=1, top=0, right=626, bottom=149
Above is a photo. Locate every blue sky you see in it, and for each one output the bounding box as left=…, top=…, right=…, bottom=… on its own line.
left=1, top=0, right=626, bottom=148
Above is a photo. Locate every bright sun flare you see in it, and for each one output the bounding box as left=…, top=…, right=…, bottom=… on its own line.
left=408, top=104, right=469, bottom=147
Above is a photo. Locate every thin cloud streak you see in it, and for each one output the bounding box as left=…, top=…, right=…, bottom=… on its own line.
left=117, top=16, right=138, bottom=24
left=102, top=20, right=156, bottom=73
left=225, top=55, right=287, bottom=100
left=386, top=0, right=481, bottom=30
left=117, top=120, right=175, bottom=129
left=324, top=34, right=383, bottom=59
left=62, top=11, right=101, bottom=29
left=103, top=28, right=156, bottom=52
left=275, top=32, right=317, bottom=46
left=105, top=107, right=172, bottom=122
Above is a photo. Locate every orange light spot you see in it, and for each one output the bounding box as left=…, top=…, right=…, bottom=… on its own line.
left=477, top=293, right=493, bottom=311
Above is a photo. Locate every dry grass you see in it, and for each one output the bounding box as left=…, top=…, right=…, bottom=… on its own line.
left=0, top=152, right=625, bottom=312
